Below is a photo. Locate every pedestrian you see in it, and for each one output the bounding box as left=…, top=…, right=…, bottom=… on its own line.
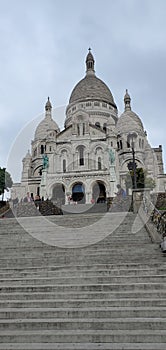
left=115, top=184, right=126, bottom=200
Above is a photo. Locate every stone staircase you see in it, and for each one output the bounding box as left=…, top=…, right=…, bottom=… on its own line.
left=0, top=212, right=166, bottom=349
left=61, top=203, right=108, bottom=214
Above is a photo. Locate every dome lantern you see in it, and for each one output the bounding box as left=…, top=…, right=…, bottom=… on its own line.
left=86, top=48, right=95, bottom=75
left=124, top=89, right=131, bottom=111
left=45, top=97, right=52, bottom=119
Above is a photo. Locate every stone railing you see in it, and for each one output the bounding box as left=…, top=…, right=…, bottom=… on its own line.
left=150, top=207, right=166, bottom=237
left=131, top=189, right=160, bottom=243
left=140, top=191, right=166, bottom=238
left=136, top=189, right=166, bottom=247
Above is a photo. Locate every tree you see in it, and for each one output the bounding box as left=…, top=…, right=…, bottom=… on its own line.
left=125, top=167, right=156, bottom=192
left=0, top=168, right=13, bottom=199
left=144, top=176, right=156, bottom=190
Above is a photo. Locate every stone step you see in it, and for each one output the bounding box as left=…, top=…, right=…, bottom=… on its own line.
left=0, top=298, right=165, bottom=308
left=0, top=282, right=165, bottom=293
left=0, top=229, right=149, bottom=236
left=0, top=317, right=166, bottom=330
left=0, top=228, right=149, bottom=235
left=0, top=249, right=157, bottom=259
left=0, top=250, right=158, bottom=259
left=0, top=231, right=148, bottom=238
left=0, top=329, right=166, bottom=343
left=0, top=262, right=165, bottom=272
left=0, top=228, right=148, bottom=236
left=0, top=245, right=153, bottom=252
left=1, top=274, right=166, bottom=285
left=61, top=203, right=108, bottom=214
left=0, top=307, right=165, bottom=319
left=0, top=342, right=166, bottom=350
left=0, top=250, right=159, bottom=260
left=3, top=236, right=150, bottom=242
left=0, top=247, right=161, bottom=257
left=0, top=257, right=163, bottom=268
left=0, top=242, right=152, bottom=251
left=1, top=267, right=166, bottom=278
left=8, top=235, right=147, bottom=242
left=1, top=290, right=166, bottom=300
left=0, top=212, right=164, bottom=347
left=0, top=212, right=134, bottom=227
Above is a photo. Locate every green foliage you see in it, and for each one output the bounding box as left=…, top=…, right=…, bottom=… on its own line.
left=136, top=168, right=145, bottom=188
left=144, top=176, right=156, bottom=190
left=0, top=168, right=13, bottom=196
left=125, top=167, right=156, bottom=190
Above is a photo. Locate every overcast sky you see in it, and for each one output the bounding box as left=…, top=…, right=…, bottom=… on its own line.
left=0, top=0, right=166, bottom=182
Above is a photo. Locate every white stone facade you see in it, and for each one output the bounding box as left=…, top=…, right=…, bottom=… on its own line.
left=11, top=50, right=166, bottom=203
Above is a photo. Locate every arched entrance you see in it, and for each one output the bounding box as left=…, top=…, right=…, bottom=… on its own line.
left=72, top=183, right=85, bottom=204
left=92, top=181, right=106, bottom=203
left=52, top=183, right=65, bottom=205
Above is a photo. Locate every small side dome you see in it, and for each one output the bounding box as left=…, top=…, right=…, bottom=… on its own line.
left=117, top=110, right=144, bottom=134
left=117, top=90, right=144, bottom=134
left=34, top=98, right=60, bottom=140
left=34, top=118, right=60, bottom=140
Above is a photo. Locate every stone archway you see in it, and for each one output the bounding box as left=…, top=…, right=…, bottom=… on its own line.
left=52, top=183, right=65, bottom=205
left=72, top=182, right=85, bottom=204
left=92, top=181, right=106, bottom=203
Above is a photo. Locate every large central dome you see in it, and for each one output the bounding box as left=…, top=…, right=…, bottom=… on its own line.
left=69, top=75, right=116, bottom=107
left=68, top=49, right=117, bottom=108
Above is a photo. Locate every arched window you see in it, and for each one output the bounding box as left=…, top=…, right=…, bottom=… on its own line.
left=33, top=148, right=37, bottom=157
left=77, top=124, right=80, bottom=135
left=120, top=140, right=123, bottom=149
left=83, top=123, right=85, bottom=135
left=41, top=145, right=44, bottom=154
left=103, top=123, right=107, bottom=133
left=95, top=122, right=100, bottom=128
left=127, top=140, right=130, bottom=148
left=63, top=159, right=66, bottom=173
left=98, top=157, right=102, bottom=170
left=139, top=138, right=141, bottom=148
left=142, top=139, right=144, bottom=148
left=78, top=146, right=84, bottom=166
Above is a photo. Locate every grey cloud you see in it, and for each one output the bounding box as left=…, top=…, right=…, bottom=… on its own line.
left=0, top=0, right=166, bottom=178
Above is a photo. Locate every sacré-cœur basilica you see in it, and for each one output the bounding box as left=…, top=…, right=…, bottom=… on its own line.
left=12, top=49, right=166, bottom=205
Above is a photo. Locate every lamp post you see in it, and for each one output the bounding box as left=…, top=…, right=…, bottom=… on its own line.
left=127, top=133, right=137, bottom=189
left=0, top=167, right=6, bottom=201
